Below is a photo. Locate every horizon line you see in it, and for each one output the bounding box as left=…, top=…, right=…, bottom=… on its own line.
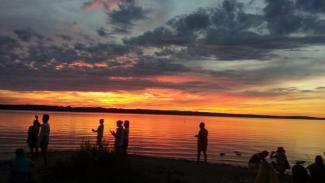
left=1, top=104, right=325, bottom=120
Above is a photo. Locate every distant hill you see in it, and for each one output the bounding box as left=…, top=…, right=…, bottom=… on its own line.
left=0, top=104, right=324, bottom=120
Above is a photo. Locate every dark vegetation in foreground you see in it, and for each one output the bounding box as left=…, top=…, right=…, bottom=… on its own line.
left=40, top=142, right=148, bottom=183
left=1, top=142, right=293, bottom=183
left=34, top=143, right=258, bottom=183
left=1, top=104, right=325, bottom=120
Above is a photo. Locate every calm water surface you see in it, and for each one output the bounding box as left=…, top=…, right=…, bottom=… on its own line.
left=0, top=110, right=324, bottom=166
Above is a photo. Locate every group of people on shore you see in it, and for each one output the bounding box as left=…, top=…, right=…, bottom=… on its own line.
left=26, top=114, right=50, bottom=165
left=92, top=119, right=130, bottom=155
left=10, top=114, right=50, bottom=183
left=249, top=147, right=325, bottom=183
left=10, top=115, right=131, bottom=183
left=9, top=116, right=325, bottom=183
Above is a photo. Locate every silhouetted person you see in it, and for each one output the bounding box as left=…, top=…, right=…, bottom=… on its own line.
left=271, top=147, right=290, bottom=174
left=26, top=119, right=40, bottom=160
left=92, top=119, right=104, bottom=150
left=307, top=155, right=325, bottom=183
left=249, top=150, right=269, bottom=170
left=195, top=122, right=208, bottom=163
left=123, top=120, right=129, bottom=155
left=39, top=114, right=50, bottom=166
left=33, top=115, right=40, bottom=126
left=10, top=148, right=32, bottom=183
left=255, top=161, right=279, bottom=183
left=110, top=120, right=124, bottom=154
left=292, top=162, right=310, bottom=183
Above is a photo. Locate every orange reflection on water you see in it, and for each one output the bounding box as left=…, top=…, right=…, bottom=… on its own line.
left=1, top=110, right=324, bottom=165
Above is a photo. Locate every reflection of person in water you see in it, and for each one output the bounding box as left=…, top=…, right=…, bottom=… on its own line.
left=92, top=119, right=104, bottom=149
left=195, top=122, right=208, bottom=163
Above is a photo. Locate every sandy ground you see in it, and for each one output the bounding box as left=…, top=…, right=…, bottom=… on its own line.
left=0, top=151, right=292, bottom=183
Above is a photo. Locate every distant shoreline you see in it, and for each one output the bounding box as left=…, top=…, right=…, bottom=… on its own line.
left=1, top=104, right=324, bottom=120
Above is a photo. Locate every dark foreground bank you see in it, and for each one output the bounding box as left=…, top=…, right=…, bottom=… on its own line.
left=0, top=150, right=292, bottom=183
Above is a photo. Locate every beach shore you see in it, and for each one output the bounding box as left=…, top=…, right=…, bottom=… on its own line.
left=0, top=150, right=292, bottom=183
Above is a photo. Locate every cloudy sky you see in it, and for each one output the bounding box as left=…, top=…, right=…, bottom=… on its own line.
left=1, top=0, right=325, bottom=117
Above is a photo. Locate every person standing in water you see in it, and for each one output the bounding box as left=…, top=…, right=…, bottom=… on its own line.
left=39, top=114, right=50, bottom=166
left=110, top=120, right=124, bottom=154
left=123, top=120, right=129, bottom=155
left=27, top=116, right=41, bottom=160
left=92, top=119, right=104, bottom=150
left=195, top=122, right=208, bottom=163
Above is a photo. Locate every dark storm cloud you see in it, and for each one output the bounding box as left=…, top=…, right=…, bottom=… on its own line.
left=1, top=0, right=325, bottom=93
left=0, top=35, right=17, bottom=47
left=263, top=0, right=302, bottom=35
left=296, top=0, right=325, bottom=13
left=125, top=26, right=189, bottom=46
left=96, top=27, right=111, bottom=37
left=0, top=35, right=21, bottom=64
left=263, top=0, right=325, bottom=35
left=108, top=4, right=147, bottom=26
left=13, top=28, right=48, bottom=43
left=127, top=0, right=264, bottom=47
left=127, top=0, right=325, bottom=61
left=0, top=50, right=196, bottom=91
left=240, top=86, right=325, bottom=99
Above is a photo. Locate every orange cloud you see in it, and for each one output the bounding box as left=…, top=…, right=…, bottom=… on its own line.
left=81, top=0, right=129, bottom=12
left=55, top=60, right=108, bottom=70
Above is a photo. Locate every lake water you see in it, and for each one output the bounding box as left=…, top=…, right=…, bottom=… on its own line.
left=0, top=110, right=324, bottom=166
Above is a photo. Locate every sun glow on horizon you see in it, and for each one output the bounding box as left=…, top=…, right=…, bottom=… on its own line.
left=1, top=89, right=324, bottom=118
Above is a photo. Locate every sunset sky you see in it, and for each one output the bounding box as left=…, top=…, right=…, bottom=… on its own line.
left=1, top=0, right=325, bottom=117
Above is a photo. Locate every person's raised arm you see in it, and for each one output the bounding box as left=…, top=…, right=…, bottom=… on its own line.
left=110, top=130, right=116, bottom=136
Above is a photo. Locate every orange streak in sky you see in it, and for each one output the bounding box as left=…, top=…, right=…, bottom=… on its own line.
left=81, top=0, right=124, bottom=11
left=1, top=89, right=324, bottom=117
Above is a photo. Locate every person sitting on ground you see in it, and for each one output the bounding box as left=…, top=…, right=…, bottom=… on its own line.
left=39, top=114, right=50, bottom=166
left=195, top=122, right=208, bottom=163
left=255, top=160, right=280, bottom=183
left=123, top=120, right=129, bottom=155
left=307, top=155, right=325, bottom=183
left=292, top=161, right=310, bottom=183
left=249, top=150, right=269, bottom=170
left=27, top=119, right=40, bottom=160
left=10, top=148, right=33, bottom=183
left=92, top=119, right=104, bottom=149
left=271, top=147, right=290, bottom=174
left=110, top=120, right=124, bottom=154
